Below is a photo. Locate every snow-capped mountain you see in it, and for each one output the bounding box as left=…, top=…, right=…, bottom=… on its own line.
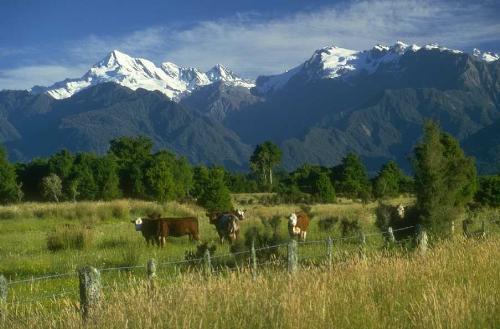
left=255, top=41, right=496, bottom=94
left=472, top=48, right=500, bottom=62
left=33, top=50, right=254, bottom=100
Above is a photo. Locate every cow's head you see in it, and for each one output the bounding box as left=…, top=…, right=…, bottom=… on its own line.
left=132, top=217, right=143, bottom=231
left=289, top=213, right=298, bottom=227
left=396, top=204, right=405, bottom=218
left=235, top=209, right=246, bottom=220
left=228, top=216, right=240, bottom=242
left=288, top=213, right=301, bottom=236
left=207, top=212, right=219, bottom=224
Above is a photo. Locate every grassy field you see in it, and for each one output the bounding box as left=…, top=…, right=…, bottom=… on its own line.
left=0, top=196, right=499, bottom=328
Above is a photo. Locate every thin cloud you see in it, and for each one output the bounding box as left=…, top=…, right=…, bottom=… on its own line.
left=0, top=65, right=87, bottom=90
left=1, top=0, right=499, bottom=89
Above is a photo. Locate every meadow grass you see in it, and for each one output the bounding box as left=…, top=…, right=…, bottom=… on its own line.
left=1, top=235, right=499, bottom=329
left=0, top=197, right=498, bottom=328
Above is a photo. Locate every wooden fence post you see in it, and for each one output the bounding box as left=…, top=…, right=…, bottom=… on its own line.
left=358, top=231, right=367, bottom=261
left=416, top=225, right=428, bottom=256
left=462, top=220, right=469, bottom=237
left=78, top=266, right=101, bottom=322
left=451, top=221, right=455, bottom=237
left=251, top=239, right=257, bottom=280
left=147, top=259, right=156, bottom=289
left=326, top=237, right=333, bottom=267
left=0, top=275, right=7, bottom=304
left=288, top=240, right=298, bottom=274
left=204, top=249, right=212, bottom=276
left=387, top=227, right=396, bottom=244
left=359, top=232, right=366, bottom=246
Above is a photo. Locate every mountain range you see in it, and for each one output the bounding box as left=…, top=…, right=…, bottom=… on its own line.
left=1, top=41, right=499, bottom=174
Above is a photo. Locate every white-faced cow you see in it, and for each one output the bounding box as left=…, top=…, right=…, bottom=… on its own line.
left=132, top=216, right=200, bottom=247
left=396, top=204, right=405, bottom=218
left=288, top=211, right=310, bottom=241
left=207, top=209, right=245, bottom=244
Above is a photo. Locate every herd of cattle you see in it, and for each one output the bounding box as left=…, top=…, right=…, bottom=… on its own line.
left=131, top=209, right=311, bottom=247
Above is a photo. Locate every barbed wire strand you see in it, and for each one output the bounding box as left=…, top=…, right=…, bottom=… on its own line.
left=6, top=225, right=417, bottom=286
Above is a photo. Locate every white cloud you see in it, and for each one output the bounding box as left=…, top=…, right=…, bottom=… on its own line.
left=73, top=0, right=499, bottom=78
left=2, top=0, right=499, bottom=89
left=0, top=65, right=87, bottom=90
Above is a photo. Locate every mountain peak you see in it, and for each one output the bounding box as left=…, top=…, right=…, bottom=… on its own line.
left=255, top=41, right=493, bottom=94
left=207, top=64, right=238, bottom=81
left=33, top=53, right=253, bottom=100
left=472, top=48, right=499, bottom=62
left=98, top=49, right=134, bottom=67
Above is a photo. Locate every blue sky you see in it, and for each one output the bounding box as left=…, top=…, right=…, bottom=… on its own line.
left=1, top=0, right=499, bottom=90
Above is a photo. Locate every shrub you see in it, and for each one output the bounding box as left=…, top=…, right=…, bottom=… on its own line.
left=260, top=215, right=282, bottom=236
left=340, top=218, right=361, bottom=238
left=185, top=242, right=217, bottom=264
left=318, top=217, right=339, bottom=233
left=475, top=175, right=500, bottom=207
left=46, top=224, right=93, bottom=251
left=230, top=225, right=287, bottom=262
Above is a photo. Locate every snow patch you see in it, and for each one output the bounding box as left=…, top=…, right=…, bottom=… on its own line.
left=255, top=41, right=488, bottom=94
left=34, top=50, right=254, bottom=100
left=472, top=48, right=499, bottom=62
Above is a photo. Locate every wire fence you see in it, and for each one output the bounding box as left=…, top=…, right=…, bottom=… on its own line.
left=2, top=225, right=423, bottom=306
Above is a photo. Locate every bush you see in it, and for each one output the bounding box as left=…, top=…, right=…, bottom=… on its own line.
left=185, top=242, right=217, bottom=264
left=46, top=224, right=93, bottom=251
left=260, top=215, right=282, bottom=236
left=231, top=225, right=287, bottom=262
left=318, top=217, right=339, bottom=233
left=340, top=218, right=361, bottom=238
left=475, top=175, right=500, bottom=207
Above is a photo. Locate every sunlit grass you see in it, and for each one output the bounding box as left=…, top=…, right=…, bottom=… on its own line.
left=0, top=197, right=499, bottom=328
left=2, top=236, right=499, bottom=329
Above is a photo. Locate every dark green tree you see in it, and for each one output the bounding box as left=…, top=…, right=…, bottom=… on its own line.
left=315, top=172, right=336, bottom=203
left=195, top=167, right=233, bottom=212
left=145, top=151, right=193, bottom=202
left=171, top=155, right=193, bottom=200
left=93, top=155, right=121, bottom=200
left=16, top=158, right=49, bottom=201
left=373, top=160, right=407, bottom=198
left=109, top=136, right=153, bottom=198
left=69, top=153, right=98, bottom=200
left=413, top=121, right=477, bottom=236
left=335, top=153, right=371, bottom=199
left=145, top=151, right=176, bottom=202
left=0, top=146, right=20, bottom=203
left=48, top=149, right=75, bottom=200
left=250, top=141, right=282, bottom=187
left=475, top=175, right=500, bottom=207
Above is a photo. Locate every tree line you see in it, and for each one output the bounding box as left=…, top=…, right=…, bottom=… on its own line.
left=0, top=121, right=498, bottom=220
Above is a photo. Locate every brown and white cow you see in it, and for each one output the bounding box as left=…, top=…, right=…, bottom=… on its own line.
left=207, top=209, right=245, bottom=244
left=288, top=211, right=310, bottom=241
left=132, top=216, right=200, bottom=247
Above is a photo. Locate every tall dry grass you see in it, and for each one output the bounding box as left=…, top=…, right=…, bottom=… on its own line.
left=2, top=236, right=499, bottom=329
left=0, top=199, right=201, bottom=222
